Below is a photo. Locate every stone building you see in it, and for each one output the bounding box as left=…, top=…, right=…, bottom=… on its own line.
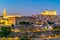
left=0, top=9, right=21, bottom=26
left=41, top=10, right=56, bottom=15
left=15, top=16, right=36, bottom=25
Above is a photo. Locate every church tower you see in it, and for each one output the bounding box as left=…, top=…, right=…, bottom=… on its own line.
left=3, top=8, right=7, bottom=18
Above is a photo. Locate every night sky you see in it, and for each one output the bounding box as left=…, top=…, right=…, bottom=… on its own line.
left=0, top=0, right=60, bottom=16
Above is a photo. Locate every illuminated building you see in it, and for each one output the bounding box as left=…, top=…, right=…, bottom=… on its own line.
left=0, top=9, right=21, bottom=26
left=41, top=10, right=56, bottom=15
left=0, top=9, right=35, bottom=26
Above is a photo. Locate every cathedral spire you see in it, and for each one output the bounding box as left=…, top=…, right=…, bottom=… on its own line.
left=3, top=8, right=7, bottom=18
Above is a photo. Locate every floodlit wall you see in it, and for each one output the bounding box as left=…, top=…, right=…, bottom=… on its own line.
left=41, top=10, right=56, bottom=15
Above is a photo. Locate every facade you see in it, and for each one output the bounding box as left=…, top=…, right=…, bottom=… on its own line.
left=0, top=9, right=36, bottom=26
left=0, top=9, right=21, bottom=26
left=16, top=16, right=36, bottom=25
left=41, top=10, right=56, bottom=15
left=0, top=9, right=58, bottom=26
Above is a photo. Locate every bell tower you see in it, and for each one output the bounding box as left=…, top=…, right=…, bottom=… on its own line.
left=3, top=8, right=7, bottom=18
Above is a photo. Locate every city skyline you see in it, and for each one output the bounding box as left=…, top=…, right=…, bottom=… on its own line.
left=0, top=0, right=60, bottom=16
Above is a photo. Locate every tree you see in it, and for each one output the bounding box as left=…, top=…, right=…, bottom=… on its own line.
left=20, top=36, right=29, bottom=40
left=0, top=32, right=4, bottom=37
left=19, top=21, right=30, bottom=25
left=53, top=25, right=60, bottom=30
left=47, top=21, right=54, bottom=25
left=11, top=24, right=14, bottom=28
left=0, top=26, right=11, bottom=37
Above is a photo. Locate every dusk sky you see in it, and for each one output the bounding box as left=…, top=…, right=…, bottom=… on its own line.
left=0, top=0, right=60, bottom=16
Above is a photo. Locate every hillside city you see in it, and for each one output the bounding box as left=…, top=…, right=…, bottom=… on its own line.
left=0, top=9, right=60, bottom=40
